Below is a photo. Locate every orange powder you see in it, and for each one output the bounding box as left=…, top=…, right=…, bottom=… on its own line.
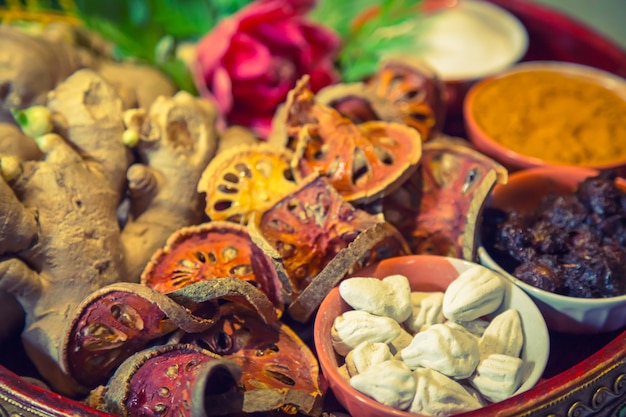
left=472, top=70, right=626, bottom=166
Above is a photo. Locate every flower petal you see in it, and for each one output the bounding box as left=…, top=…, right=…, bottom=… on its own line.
left=222, top=33, right=271, bottom=80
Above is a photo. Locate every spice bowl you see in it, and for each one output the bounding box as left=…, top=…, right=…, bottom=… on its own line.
left=314, top=255, right=549, bottom=417
left=478, top=166, right=626, bottom=334
left=464, top=61, right=626, bottom=174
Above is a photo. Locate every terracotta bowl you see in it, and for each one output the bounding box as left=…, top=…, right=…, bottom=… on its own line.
left=477, top=166, right=626, bottom=334
left=313, top=255, right=549, bottom=417
left=463, top=61, right=626, bottom=174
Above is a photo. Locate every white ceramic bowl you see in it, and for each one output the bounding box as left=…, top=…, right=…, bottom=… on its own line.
left=478, top=166, right=626, bottom=334
left=412, top=0, right=529, bottom=114
left=314, top=255, right=549, bottom=417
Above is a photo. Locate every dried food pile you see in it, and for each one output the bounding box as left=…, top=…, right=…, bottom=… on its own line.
left=482, top=173, right=626, bottom=298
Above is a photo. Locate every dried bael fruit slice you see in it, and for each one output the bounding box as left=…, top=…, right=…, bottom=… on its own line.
left=249, top=174, right=410, bottom=322
left=93, top=343, right=245, bottom=417
left=287, top=80, right=423, bottom=204
left=184, top=304, right=324, bottom=416
left=63, top=282, right=216, bottom=390
left=315, top=82, right=406, bottom=126
left=197, top=143, right=297, bottom=224
left=383, top=137, right=508, bottom=260
left=63, top=279, right=278, bottom=390
left=365, top=57, right=446, bottom=142
left=141, top=221, right=284, bottom=315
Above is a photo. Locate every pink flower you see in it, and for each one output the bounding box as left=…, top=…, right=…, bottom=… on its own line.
left=194, top=0, right=341, bottom=138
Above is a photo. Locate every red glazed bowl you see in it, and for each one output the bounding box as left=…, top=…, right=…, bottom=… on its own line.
left=477, top=166, right=626, bottom=333
left=313, top=255, right=549, bottom=417
left=464, top=61, right=626, bottom=174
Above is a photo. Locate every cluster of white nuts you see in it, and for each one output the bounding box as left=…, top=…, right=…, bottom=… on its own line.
left=331, top=266, right=525, bottom=416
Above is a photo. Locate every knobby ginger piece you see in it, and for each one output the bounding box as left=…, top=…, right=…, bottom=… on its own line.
left=399, top=323, right=479, bottom=379
left=331, top=310, right=402, bottom=356
left=339, top=274, right=412, bottom=322
left=350, top=360, right=416, bottom=411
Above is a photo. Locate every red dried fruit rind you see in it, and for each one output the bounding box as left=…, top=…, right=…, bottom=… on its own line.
left=64, top=280, right=277, bottom=389
left=64, top=285, right=206, bottom=388
left=141, top=221, right=284, bottom=314
left=383, top=137, right=508, bottom=260
left=249, top=174, right=383, bottom=298
left=287, top=221, right=411, bottom=322
left=365, top=57, right=446, bottom=142
left=101, top=344, right=243, bottom=417
left=287, top=81, right=422, bottom=204
left=187, top=305, right=323, bottom=416
left=249, top=174, right=410, bottom=322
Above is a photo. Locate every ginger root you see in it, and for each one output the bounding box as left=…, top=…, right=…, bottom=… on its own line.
left=0, top=69, right=220, bottom=396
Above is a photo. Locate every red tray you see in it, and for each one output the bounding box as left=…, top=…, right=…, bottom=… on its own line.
left=1, top=1, right=625, bottom=416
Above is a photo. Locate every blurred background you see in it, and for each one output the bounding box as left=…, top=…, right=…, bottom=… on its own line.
left=529, top=0, right=626, bottom=49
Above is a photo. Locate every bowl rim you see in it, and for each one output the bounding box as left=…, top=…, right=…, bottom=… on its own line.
left=463, top=60, right=626, bottom=171
left=313, top=254, right=550, bottom=417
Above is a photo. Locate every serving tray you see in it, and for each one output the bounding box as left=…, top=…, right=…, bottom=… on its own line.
left=1, top=1, right=625, bottom=416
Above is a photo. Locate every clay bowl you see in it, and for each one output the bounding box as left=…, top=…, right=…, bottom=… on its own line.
left=464, top=61, right=626, bottom=174
left=313, top=255, right=549, bottom=417
left=477, top=166, right=626, bottom=334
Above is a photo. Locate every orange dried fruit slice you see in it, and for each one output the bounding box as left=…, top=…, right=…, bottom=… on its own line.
left=366, top=57, right=446, bottom=142
left=285, top=79, right=423, bottom=204
left=141, top=221, right=284, bottom=314
left=185, top=304, right=324, bottom=416
left=197, top=143, right=297, bottom=223
left=383, top=137, right=508, bottom=260
left=249, top=174, right=410, bottom=321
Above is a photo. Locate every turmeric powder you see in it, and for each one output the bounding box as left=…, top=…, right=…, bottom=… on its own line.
left=472, top=70, right=626, bottom=166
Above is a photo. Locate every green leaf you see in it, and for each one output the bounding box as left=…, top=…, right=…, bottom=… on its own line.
left=311, top=0, right=426, bottom=82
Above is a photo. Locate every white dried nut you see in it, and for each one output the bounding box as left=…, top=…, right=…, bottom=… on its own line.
left=403, top=291, right=445, bottom=334
left=469, top=353, right=524, bottom=403
left=350, top=360, right=416, bottom=411
left=446, top=318, right=490, bottom=338
left=478, top=309, right=524, bottom=359
left=345, top=341, right=394, bottom=377
left=331, top=310, right=402, bottom=356
left=409, top=367, right=482, bottom=416
left=339, top=274, right=412, bottom=322
left=388, top=328, right=414, bottom=355
left=443, top=265, right=506, bottom=321
left=398, top=323, right=480, bottom=379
